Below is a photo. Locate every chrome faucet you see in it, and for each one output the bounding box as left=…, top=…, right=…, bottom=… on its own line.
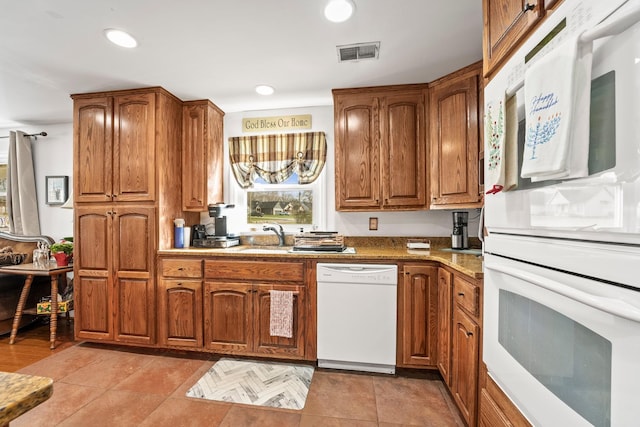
left=263, top=224, right=285, bottom=246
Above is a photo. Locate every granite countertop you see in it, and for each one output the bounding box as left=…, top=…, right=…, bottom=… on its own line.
left=159, top=236, right=484, bottom=279
left=0, top=371, right=53, bottom=425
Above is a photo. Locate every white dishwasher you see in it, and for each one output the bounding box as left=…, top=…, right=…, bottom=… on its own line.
left=316, top=263, right=398, bottom=374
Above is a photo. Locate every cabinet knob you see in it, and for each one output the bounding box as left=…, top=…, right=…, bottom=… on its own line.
left=458, top=292, right=465, bottom=297
left=524, top=3, right=535, bottom=12
left=178, top=267, right=185, bottom=271
left=466, top=331, right=474, bottom=337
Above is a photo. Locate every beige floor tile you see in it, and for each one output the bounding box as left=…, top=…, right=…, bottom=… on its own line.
left=17, top=344, right=114, bottom=381
left=113, top=354, right=209, bottom=396
left=374, top=375, right=461, bottom=426
left=219, top=406, right=301, bottom=427
left=138, top=396, right=231, bottom=427
left=303, top=370, right=378, bottom=421
left=300, top=414, right=379, bottom=426
left=56, top=389, right=165, bottom=427
left=57, top=349, right=155, bottom=389
left=11, top=382, right=105, bottom=427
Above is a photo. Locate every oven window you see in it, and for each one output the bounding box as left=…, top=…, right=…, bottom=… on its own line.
left=516, top=71, right=616, bottom=190
left=498, top=290, right=612, bottom=427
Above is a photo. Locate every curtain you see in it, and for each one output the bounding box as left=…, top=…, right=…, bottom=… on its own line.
left=229, top=132, right=327, bottom=188
left=7, top=131, right=40, bottom=235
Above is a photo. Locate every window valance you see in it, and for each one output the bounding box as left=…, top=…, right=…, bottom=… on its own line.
left=229, top=131, right=327, bottom=188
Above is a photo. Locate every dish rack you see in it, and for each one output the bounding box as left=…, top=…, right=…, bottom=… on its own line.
left=293, top=232, right=344, bottom=252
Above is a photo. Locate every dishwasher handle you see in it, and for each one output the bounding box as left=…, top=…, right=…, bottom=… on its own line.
left=317, top=263, right=397, bottom=274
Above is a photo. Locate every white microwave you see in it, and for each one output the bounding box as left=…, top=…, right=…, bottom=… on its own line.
left=483, top=0, right=640, bottom=246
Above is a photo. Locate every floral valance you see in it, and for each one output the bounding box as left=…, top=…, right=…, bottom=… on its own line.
left=229, top=131, right=327, bottom=188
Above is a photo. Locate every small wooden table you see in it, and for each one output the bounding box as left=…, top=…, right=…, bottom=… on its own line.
left=0, top=262, right=73, bottom=349
left=0, top=371, right=53, bottom=426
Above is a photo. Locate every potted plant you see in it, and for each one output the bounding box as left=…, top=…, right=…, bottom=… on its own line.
left=50, top=240, right=74, bottom=266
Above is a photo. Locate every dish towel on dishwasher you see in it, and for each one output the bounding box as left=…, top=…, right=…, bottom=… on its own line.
left=521, top=33, right=593, bottom=181
left=270, top=290, right=293, bottom=338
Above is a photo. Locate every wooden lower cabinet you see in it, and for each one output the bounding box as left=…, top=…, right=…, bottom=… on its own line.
left=452, top=305, right=480, bottom=426
left=437, top=267, right=452, bottom=385
left=449, top=274, right=482, bottom=427
left=398, top=264, right=438, bottom=367
left=157, top=279, right=203, bottom=348
left=75, top=205, right=156, bottom=345
left=203, top=281, right=306, bottom=358
left=479, top=363, right=532, bottom=427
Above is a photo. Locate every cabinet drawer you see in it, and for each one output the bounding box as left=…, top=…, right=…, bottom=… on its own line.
left=161, top=259, right=203, bottom=278
left=454, top=276, right=479, bottom=317
left=204, top=260, right=304, bottom=282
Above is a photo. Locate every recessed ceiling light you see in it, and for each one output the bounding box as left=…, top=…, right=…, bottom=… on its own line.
left=104, top=28, right=138, bottom=48
left=324, top=0, right=355, bottom=23
left=255, top=85, right=275, bottom=96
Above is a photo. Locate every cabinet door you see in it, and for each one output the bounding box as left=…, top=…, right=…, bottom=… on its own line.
left=436, top=268, right=452, bottom=385
left=158, top=279, right=203, bottom=348
left=334, top=93, right=381, bottom=210
left=253, top=284, right=306, bottom=357
left=113, top=206, right=156, bottom=344
left=74, top=97, right=113, bottom=203
left=452, top=306, right=480, bottom=427
left=399, top=265, right=438, bottom=366
left=483, top=0, right=543, bottom=76
left=74, top=206, right=113, bottom=340
left=430, top=67, right=481, bottom=207
left=182, top=101, right=224, bottom=211
left=113, top=92, right=156, bottom=202
left=380, top=90, right=427, bottom=208
left=203, top=281, right=253, bottom=353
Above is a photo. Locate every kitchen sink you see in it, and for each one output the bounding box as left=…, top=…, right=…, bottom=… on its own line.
left=234, top=246, right=291, bottom=254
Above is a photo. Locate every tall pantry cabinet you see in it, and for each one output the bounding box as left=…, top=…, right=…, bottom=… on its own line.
left=72, top=87, right=190, bottom=345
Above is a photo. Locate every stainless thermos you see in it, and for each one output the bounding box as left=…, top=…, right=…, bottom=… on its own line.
left=451, top=211, right=469, bottom=249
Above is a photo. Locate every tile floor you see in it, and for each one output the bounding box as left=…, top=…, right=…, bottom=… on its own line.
left=13, top=343, right=465, bottom=427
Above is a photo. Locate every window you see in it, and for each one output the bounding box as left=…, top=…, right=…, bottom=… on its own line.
left=228, top=132, right=327, bottom=231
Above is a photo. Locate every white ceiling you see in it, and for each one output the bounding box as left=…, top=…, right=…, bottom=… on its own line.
left=0, top=0, right=483, bottom=127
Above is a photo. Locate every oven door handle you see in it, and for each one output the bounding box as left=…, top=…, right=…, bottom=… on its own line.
left=486, top=263, right=640, bottom=323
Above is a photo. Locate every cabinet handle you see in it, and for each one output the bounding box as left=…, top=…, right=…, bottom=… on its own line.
left=112, top=194, right=117, bottom=199
left=466, top=331, right=474, bottom=337
left=178, top=267, right=185, bottom=271
left=458, top=292, right=465, bottom=297
left=523, top=3, right=535, bottom=12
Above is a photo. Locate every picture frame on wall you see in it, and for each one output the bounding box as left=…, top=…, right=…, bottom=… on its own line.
left=45, top=175, right=69, bottom=205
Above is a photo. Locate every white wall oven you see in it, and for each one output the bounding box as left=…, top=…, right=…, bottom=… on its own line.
left=483, top=0, right=640, bottom=425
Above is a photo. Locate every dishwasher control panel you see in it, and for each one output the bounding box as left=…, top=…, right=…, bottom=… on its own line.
left=316, top=263, right=398, bottom=285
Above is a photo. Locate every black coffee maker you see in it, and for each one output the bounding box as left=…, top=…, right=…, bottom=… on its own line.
left=451, top=211, right=469, bottom=249
left=192, top=203, right=240, bottom=248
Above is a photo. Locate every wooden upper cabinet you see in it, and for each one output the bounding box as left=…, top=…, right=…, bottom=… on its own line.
left=182, top=100, right=224, bottom=211
left=73, top=91, right=156, bottom=203
left=381, top=92, right=427, bottom=208
left=430, top=63, right=482, bottom=208
left=333, top=85, right=428, bottom=211
left=334, top=93, right=381, bottom=210
left=74, top=97, right=113, bottom=203
left=483, top=0, right=544, bottom=77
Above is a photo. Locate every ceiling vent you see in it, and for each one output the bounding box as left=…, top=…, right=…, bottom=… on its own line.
left=337, top=42, right=380, bottom=62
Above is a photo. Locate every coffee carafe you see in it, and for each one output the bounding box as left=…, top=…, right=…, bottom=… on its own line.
left=451, top=211, right=469, bottom=249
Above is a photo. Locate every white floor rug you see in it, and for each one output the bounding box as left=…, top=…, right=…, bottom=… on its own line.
left=186, top=358, right=314, bottom=410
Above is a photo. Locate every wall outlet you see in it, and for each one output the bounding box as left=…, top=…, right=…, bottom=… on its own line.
left=369, top=217, right=378, bottom=231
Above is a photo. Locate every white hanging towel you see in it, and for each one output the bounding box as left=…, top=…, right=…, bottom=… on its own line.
left=269, top=290, right=293, bottom=338
left=520, top=33, right=593, bottom=181
left=485, top=93, right=519, bottom=194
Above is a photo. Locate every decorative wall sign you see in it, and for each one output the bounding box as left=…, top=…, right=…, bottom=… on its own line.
left=242, top=114, right=312, bottom=132
left=45, top=175, right=68, bottom=205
